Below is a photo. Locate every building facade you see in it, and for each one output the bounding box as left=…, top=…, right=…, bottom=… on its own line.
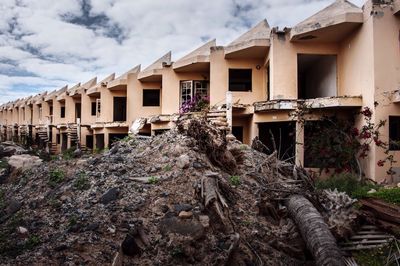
left=1, top=0, right=399, bottom=182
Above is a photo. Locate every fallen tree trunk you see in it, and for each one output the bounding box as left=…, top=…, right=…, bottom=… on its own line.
left=286, top=195, right=344, bottom=266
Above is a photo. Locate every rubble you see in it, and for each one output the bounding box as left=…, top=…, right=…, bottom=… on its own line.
left=0, top=119, right=362, bottom=265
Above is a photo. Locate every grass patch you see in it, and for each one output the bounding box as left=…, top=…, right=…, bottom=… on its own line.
left=229, top=175, right=241, bottom=186
left=62, top=148, right=75, bottom=160
left=74, top=172, right=90, bottom=191
left=370, top=187, right=400, bottom=205
left=352, top=246, right=394, bottom=266
left=48, top=169, right=65, bottom=188
left=163, top=164, right=172, bottom=172
left=148, top=176, right=159, bottom=185
left=315, top=173, right=378, bottom=199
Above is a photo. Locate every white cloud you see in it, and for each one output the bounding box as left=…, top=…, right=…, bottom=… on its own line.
left=0, top=0, right=367, bottom=104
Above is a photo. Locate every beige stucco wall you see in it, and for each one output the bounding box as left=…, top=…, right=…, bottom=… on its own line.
left=99, top=88, right=126, bottom=123
left=269, top=34, right=339, bottom=100
left=127, top=73, right=162, bottom=124
left=81, top=93, right=98, bottom=125
left=210, top=48, right=267, bottom=106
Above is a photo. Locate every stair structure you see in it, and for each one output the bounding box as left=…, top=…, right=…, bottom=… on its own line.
left=67, top=124, right=79, bottom=147
left=206, top=109, right=230, bottom=132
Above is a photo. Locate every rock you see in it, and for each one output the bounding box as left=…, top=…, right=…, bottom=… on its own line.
left=100, top=188, right=119, bottom=204
left=192, top=162, right=202, bottom=169
left=172, top=145, right=186, bottom=157
left=7, top=154, right=42, bottom=172
left=7, top=199, right=22, bottom=215
left=160, top=216, right=204, bottom=239
left=226, top=133, right=236, bottom=142
left=199, top=215, right=210, bottom=228
left=17, top=226, right=28, bottom=234
left=179, top=211, right=193, bottom=219
left=121, top=233, right=142, bottom=257
left=397, top=183, right=400, bottom=188
left=0, top=143, right=27, bottom=158
left=367, top=189, right=377, bottom=194
left=109, top=144, right=119, bottom=155
left=176, top=154, right=190, bottom=169
left=173, top=204, right=192, bottom=213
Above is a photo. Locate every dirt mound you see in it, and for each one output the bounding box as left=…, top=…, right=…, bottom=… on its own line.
left=0, top=120, right=356, bottom=265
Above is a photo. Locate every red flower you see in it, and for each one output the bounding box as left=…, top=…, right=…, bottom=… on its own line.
left=361, top=107, right=372, bottom=118
left=377, top=160, right=385, bottom=167
left=351, top=128, right=359, bottom=137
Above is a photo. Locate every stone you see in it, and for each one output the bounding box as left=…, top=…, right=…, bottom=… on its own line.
left=7, top=154, right=42, bottom=172
left=160, top=216, right=204, bottom=240
left=226, top=134, right=236, bottom=142
left=100, top=188, right=119, bottom=204
left=17, top=226, right=28, bottom=234
left=199, top=215, right=210, bottom=228
left=192, top=162, right=202, bottom=169
left=179, top=211, right=193, bottom=219
left=173, top=204, right=192, bottom=213
left=121, top=233, right=142, bottom=257
left=367, top=189, right=377, bottom=194
left=7, top=199, right=22, bottom=215
left=176, top=154, right=190, bottom=169
left=172, top=144, right=186, bottom=157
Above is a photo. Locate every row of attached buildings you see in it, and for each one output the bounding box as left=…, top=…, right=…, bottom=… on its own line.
left=1, top=0, right=400, bottom=182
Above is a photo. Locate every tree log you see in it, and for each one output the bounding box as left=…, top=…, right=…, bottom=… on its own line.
left=286, top=195, right=344, bottom=266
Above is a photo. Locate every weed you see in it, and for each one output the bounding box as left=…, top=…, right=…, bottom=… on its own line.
left=353, top=246, right=391, bottom=266
left=62, top=148, right=74, bottom=160
left=121, top=135, right=134, bottom=143
left=370, top=187, right=400, bottom=205
left=25, top=235, right=40, bottom=249
left=68, top=215, right=77, bottom=228
left=48, top=169, right=65, bottom=187
left=149, top=176, right=159, bottom=184
left=0, top=160, right=8, bottom=169
left=163, top=164, right=172, bottom=172
left=48, top=197, right=61, bottom=209
left=74, top=172, right=90, bottom=191
left=229, top=175, right=241, bottom=186
left=239, top=144, right=248, bottom=150
left=315, top=173, right=378, bottom=199
left=170, top=246, right=184, bottom=258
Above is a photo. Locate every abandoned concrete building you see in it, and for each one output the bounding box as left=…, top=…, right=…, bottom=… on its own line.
left=1, top=0, right=400, bottom=182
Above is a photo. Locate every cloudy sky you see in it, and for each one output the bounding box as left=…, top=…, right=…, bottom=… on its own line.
left=0, top=0, right=364, bottom=104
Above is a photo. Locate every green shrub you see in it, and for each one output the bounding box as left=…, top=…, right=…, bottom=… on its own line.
left=48, top=169, right=65, bottom=187
left=149, top=176, right=159, bottom=184
left=62, top=148, right=75, bottom=160
left=370, top=188, right=400, bottom=205
left=315, top=173, right=378, bottom=199
left=74, top=172, right=90, bottom=191
left=163, top=165, right=172, bottom=172
left=229, top=175, right=241, bottom=186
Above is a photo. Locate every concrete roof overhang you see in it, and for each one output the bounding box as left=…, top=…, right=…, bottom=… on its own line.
left=56, top=92, right=67, bottom=102
left=138, top=69, right=163, bottom=82
left=290, top=0, right=363, bottom=42
left=173, top=56, right=210, bottom=72
left=224, top=41, right=270, bottom=59
left=107, top=78, right=127, bottom=91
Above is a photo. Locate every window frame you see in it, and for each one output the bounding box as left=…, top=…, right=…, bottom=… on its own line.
left=142, top=89, right=161, bottom=107
left=228, top=68, right=252, bottom=92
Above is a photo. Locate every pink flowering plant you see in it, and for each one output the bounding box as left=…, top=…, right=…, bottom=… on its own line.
left=179, top=95, right=210, bottom=114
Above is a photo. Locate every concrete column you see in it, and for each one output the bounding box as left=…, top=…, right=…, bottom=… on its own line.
left=295, top=121, right=304, bottom=167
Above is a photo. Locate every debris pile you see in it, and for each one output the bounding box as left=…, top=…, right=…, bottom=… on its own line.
left=0, top=119, right=361, bottom=265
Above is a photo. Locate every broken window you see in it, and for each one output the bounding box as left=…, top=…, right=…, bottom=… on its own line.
left=86, top=135, right=93, bottom=150
left=258, top=122, right=296, bottom=162
left=389, top=116, right=400, bottom=150
left=91, top=102, right=96, bottom=116
left=143, top=89, right=160, bottom=106
left=113, top=97, right=127, bottom=122
left=60, top=106, right=65, bottom=118
left=96, top=99, right=101, bottom=118
left=229, top=69, right=252, bottom=92
left=180, top=80, right=208, bottom=106
left=297, top=54, right=337, bottom=99
left=109, top=133, right=128, bottom=147
left=232, top=126, right=244, bottom=142
left=75, top=103, right=81, bottom=120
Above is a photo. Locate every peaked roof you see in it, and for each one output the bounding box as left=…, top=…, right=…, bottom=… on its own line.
left=87, top=73, right=115, bottom=95
left=116, top=65, right=141, bottom=80
left=173, top=40, right=215, bottom=71
left=44, top=86, right=68, bottom=101
left=291, top=0, right=363, bottom=41
left=227, top=19, right=270, bottom=47
left=108, top=65, right=141, bottom=89
left=142, top=51, right=172, bottom=72
left=224, top=20, right=271, bottom=59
